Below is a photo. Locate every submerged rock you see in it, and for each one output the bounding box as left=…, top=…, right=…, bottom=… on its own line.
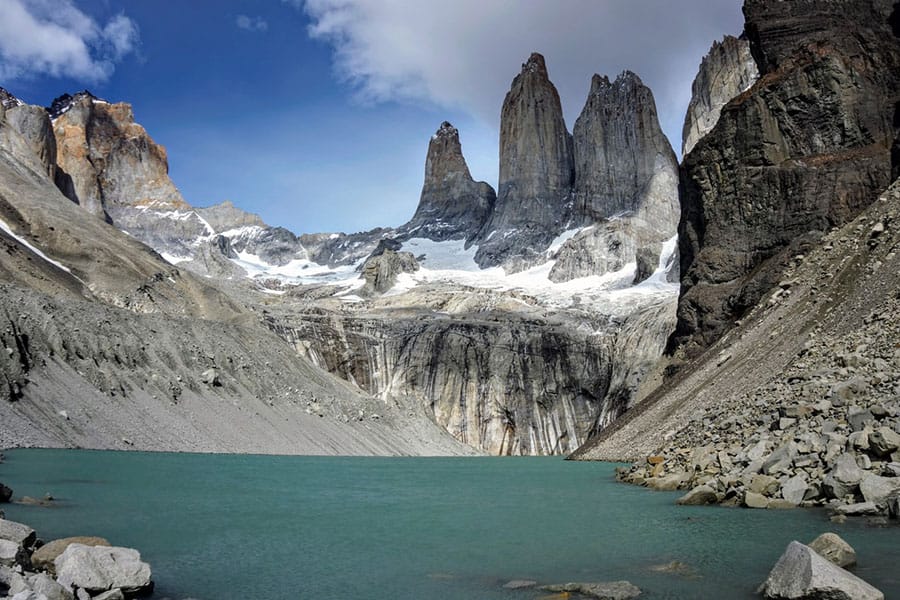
left=808, top=533, right=857, bottom=569
left=0, top=483, right=11, bottom=503
left=676, top=484, right=718, bottom=506
left=540, top=581, right=641, bottom=600
left=759, top=541, right=882, bottom=600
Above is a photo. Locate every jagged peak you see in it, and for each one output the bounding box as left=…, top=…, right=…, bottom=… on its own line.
left=589, top=70, right=645, bottom=95
left=521, top=52, right=548, bottom=77
left=0, top=87, right=23, bottom=110
left=47, top=90, right=108, bottom=120
left=431, top=121, right=459, bottom=140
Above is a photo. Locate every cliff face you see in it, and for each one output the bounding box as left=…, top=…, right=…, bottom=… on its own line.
left=671, top=0, right=900, bottom=357
left=403, top=122, right=495, bottom=242
left=475, top=53, right=575, bottom=270
left=681, top=36, right=758, bottom=157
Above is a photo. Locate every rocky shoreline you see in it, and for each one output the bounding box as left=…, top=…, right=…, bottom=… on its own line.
left=0, top=478, right=153, bottom=600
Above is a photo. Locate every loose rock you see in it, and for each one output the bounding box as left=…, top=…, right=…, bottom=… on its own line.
left=759, top=541, right=883, bottom=600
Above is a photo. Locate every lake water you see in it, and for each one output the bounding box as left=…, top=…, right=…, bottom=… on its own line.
left=1, top=450, right=898, bottom=599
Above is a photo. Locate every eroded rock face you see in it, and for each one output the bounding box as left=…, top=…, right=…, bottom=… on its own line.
left=682, top=36, right=758, bottom=157
left=3, top=105, right=57, bottom=179
left=573, top=71, right=678, bottom=234
left=51, top=92, right=211, bottom=257
left=403, top=122, right=495, bottom=242
left=475, top=53, right=575, bottom=270
left=359, top=249, right=419, bottom=295
left=672, top=0, right=900, bottom=357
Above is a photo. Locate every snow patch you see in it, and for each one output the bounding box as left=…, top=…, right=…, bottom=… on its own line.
left=160, top=252, right=191, bottom=265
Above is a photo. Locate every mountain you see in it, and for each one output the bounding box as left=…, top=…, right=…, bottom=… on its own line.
left=572, top=0, right=900, bottom=517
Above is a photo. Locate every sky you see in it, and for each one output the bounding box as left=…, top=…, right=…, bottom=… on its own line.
left=0, top=0, right=745, bottom=235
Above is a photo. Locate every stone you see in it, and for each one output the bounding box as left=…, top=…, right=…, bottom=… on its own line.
left=30, top=537, right=110, bottom=574
left=822, top=454, right=863, bottom=499
left=676, top=484, right=718, bottom=506
left=859, top=474, right=900, bottom=506
left=749, top=474, right=779, bottom=495
left=92, top=591, right=124, bottom=600
left=0, top=539, right=17, bottom=567
left=0, top=483, right=10, bottom=503
left=781, top=475, right=808, bottom=505
left=359, top=249, right=419, bottom=295
left=808, top=533, right=857, bottom=568
left=759, top=541, right=883, bottom=600
left=744, top=491, right=770, bottom=509
left=645, top=471, right=691, bottom=492
left=27, top=573, right=74, bottom=600
left=200, top=368, right=220, bottom=387
left=402, top=121, right=496, bottom=243
left=834, top=502, right=880, bottom=516
left=0, top=520, right=35, bottom=547
left=762, top=442, right=797, bottom=475
left=539, top=581, right=641, bottom=599
left=54, top=544, right=152, bottom=596
left=502, top=580, right=537, bottom=590
left=848, top=407, right=875, bottom=432
left=868, top=427, right=900, bottom=457
left=633, top=247, right=659, bottom=285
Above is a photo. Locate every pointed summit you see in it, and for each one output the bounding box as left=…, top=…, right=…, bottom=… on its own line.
left=402, top=121, right=495, bottom=242
left=475, top=52, right=574, bottom=269
left=0, top=87, right=22, bottom=111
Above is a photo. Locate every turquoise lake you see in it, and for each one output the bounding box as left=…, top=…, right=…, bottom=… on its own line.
left=1, top=450, right=898, bottom=599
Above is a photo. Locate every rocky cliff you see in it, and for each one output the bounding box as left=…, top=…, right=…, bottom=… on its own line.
left=475, top=53, right=575, bottom=270
left=671, top=0, right=900, bottom=358
left=402, top=122, right=495, bottom=242
left=681, top=36, right=758, bottom=157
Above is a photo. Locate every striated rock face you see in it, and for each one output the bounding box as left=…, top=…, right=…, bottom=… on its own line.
left=671, top=0, right=900, bottom=357
left=475, top=53, right=574, bottom=270
left=681, top=36, right=758, bottom=157
left=403, top=121, right=495, bottom=242
left=272, top=293, right=675, bottom=455
left=3, top=105, right=56, bottom=179
left=572, top=71, right=678, bottom=232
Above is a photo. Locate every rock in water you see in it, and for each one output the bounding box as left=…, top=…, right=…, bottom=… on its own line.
left=682, top=36, right=758, bottom=156
left=359, top=249, right=419, bottom=295
left=808, top=533, right=857, bottom=569
left=0, top=483, right=11, bottom=503
left=540, top=581, right=641, bottom=599
left=54, top=544, right=153, bottom=596
left=672, top=0, right=900, bottom=357
left=402, top=121, right=495, bottom=242
left=31, top=537, right=111, bottom=574
left=676, top=484, right=718, bottom=505
left=475, top=53, right=574, bottom=270
left=759, top=541, right=882, bottom=600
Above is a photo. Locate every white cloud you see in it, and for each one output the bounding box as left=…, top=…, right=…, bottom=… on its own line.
left=236, top=15, right=269, bottom=33
left=0, top=0, right=139, bottom=82
left=301, top=0, right=745, bottom=150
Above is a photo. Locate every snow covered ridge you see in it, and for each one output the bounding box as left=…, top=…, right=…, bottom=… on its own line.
left=48, top=90, right=107, bottom=120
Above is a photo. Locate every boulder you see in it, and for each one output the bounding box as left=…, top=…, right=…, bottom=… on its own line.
left=0, top=519, right=35, bottom=547
left=645, top=471, right=691, bottom=491
left=676, top=484, right=718, bottom=506
left=808, top=533, right=857, bottom=568
left=848, top=407, right=875, bottom=432
left=834, top=502, right=880, bottom=516
left=502, top=580, right=537, bottom=589
left=31, top=537, right=110, bottom=574
left=93, top=590, right=125, bottom=600
left=762, top=442, right=797, bottom=475
left=200, top=368, right=220, bottom=387
left=0, top=539, right=17, bottom=567
left=54, top=544, right=152, bottom=596
left=822, top=454, right=863, bottom=499
left=0, top=483, right=11, bottom=503
left=539, top=581, right=641, bottom=599
left=859, top=474, right=900, bottom=506
left=744, top=491, right=770, bottom=509
left=868, top=427, right=900, bottom=457
left=749, top=474, right=780, bottom=495
left=28, top=572, right=74, bottom=600
left=781, top=475, right=808, bottom=505
left=759, top=541, right=882, bottom=600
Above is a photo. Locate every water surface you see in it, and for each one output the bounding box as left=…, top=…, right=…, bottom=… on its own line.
left=1, top=450, right=898, bottom=599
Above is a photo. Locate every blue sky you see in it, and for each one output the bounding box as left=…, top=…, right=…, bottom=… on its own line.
left=0, top=0, right=744, bottom=235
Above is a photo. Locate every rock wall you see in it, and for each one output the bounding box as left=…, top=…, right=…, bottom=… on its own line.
left=475, top=53, right=575, bottom=270
left=671, top=0, right=900, bottom=357
left=681, top=36, right=758, bottom=157
left=402, top=122, right=495, bottom=242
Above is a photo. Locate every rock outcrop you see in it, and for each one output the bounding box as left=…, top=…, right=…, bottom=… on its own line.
left=681, top=36, right=758, bottom=156
left=475, top=53, right=574, bottom=270
left=402, top=121, right=495, bottom=242
left=671, top=0, right=900, bottom=358
left=3, top=105, right=56, bottom=179
left=359, top=249, right=419, bottom=295
left=759, top=541, right=883, bottom=600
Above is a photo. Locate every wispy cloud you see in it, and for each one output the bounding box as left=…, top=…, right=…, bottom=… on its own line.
left=300, top=0, right=744, bottom=148
left=0, top=0, right=139, bottom=82
left=236, top=15, right=269, bottom=33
